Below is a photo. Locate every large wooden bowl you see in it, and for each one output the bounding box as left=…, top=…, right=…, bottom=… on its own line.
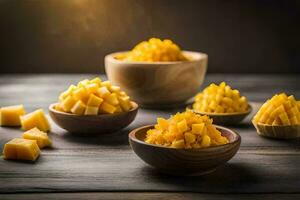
left=49, top=102, right=138, bottom=135
left=105, top=51, right=207, bottom=107
left=253, top=121, right=300, bottom=139
left=191, top=104, right=252, bottom=126
left=129, top=125, right=241, bottom=176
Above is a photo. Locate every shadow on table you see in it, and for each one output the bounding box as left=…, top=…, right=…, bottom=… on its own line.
left=138, top=162, right=261, bottom=192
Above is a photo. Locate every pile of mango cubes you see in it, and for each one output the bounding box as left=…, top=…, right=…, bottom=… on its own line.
left=193, top=82, right=248, bottom=113
left=56, top=77, right=132, bottom=115
left=145, top=110, right=229, bottom=148
left=0, top=105, right=51, bottom=161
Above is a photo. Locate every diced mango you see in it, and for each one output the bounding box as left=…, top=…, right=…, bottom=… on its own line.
left=146, top=110, right=228, bottom=149
left=3, top=138, right=40, bottom=161
left=99, top=102, right=116, bottom=114
left=87, top=94, right=103, bottom=107
left=84, top=106, right=99, bottom=115
left=22, top=127, right=52, bottom=148
left=71, top=100, right=86, bottom=115
left=0, top=105, right=26, bottom=126
left=55, top=77, right=132, bottom=115
left=193, top=82, right=248, bottom=113
left=20, top=109, right=51, bottom=132
left=61, top=96, right=76, bottom=112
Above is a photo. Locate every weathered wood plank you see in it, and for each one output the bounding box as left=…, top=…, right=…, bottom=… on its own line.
left=1, top=193, right=300, bottom=200
left=0, top=147, right=300, bottom=193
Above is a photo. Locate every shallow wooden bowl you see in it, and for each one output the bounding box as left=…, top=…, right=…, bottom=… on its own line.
left=191, top=104, right=252, bottom=126
left=253, top=121, right=300, bottom=139
left=105, top=51, right=207, bottom=107
left=129, top=125, right=241, bottom=176
left=49, top=102, right=138, bottom=135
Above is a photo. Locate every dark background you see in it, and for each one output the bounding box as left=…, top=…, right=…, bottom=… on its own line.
left=0, top=0, right=299, bottom=74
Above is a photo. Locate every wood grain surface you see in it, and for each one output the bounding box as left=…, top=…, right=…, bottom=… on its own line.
left=0, top=74, right=299, bottom=199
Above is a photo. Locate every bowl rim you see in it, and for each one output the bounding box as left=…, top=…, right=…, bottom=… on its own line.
left=49, top=101, right=139, bottom=118
left=129, top=124, right=241, bottom=151
left=105, top=50, right=208, bottom=65
left=190, top=104, right=252, bottom=117
left=252, top=120, right=300, bottom=128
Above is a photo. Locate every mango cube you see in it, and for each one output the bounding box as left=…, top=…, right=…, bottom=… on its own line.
left=71, top=100, right=86, bottom=115
left=0, top=105, right=26, bottom=126
left=99, top=102, right=116, bottom=114
left=22, top=127, right=52, bottom=148
left=105, top=93, right=119, bottom=105
left=84, top=106, right=99, bottom=115
left=61, top=96, right=76, bottom=112
left=145, top=110, right=228, bottom=149
left=193, top=82, right=248, bottom=113
left=20, top=109, right=51, bottom=132
left=87, top=94, right=103, bottom=107
left=97, top=87, right=111, bottom=98
left=3, top=138, right=40, bottom=161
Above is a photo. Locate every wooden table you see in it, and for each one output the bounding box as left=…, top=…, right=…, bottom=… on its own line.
left=0, top=74, right=299, bottom=200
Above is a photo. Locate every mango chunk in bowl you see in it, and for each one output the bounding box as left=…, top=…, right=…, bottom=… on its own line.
left=129, top=110, right=240, bottom=175
left=105, top=38, right=207, bottom=107
left=191, top=82, right=251, bottom=125
left=49, top=77, right=138, bottom=135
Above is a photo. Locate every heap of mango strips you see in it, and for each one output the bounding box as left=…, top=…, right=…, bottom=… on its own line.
left=145, top=110, right=229, bottom=149
left=56, top=77, right=132, bottom=115
left=193, top=82, right=248, bottom=113
left=115, top=38, right=188, bottom=62
left=253, top=93, right=300, bottom=125
left=0, top=105, right=52, bottom=162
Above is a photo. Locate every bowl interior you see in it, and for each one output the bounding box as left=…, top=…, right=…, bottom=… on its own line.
left=130, top=124, right=240, bottom=149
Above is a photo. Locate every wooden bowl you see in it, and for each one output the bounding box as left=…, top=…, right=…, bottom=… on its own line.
left=191, top=104, right=252, bottom=126
left=105, top=51, right=207, bottom=107
left=129, top=125, right=241, bottom=176
left=49, top=102, right=139, bottom=135
left=253, top=121, right=300, bottom=139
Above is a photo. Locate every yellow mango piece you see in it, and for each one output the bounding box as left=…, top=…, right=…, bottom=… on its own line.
left=20, top=109, right=51, bottom=132
left=72, top=87, right=88, bottom=102
left=105, top=93, right=119, bottom=105
left=191, top=123, right=205, bottom=135
left=0, top=105, right=26, bottom=126
left=59, top=85, right=76, bottom=102
left=90, top=77, right=102, bottom=86
left=171, top=139, right=185, bottom=148
left=177, top=119, right=188, bottom=133
left=85, top=83, right=99, bottom=94
left=3, top=138, right=40, bottom=161
left=84, top=106, right=99, bottom=115
left=118, top=96, right=132, bottom=112
left=99, top=102, right=116, bottom=114
left=71, top=100, right=86, bottom=115
left=61, top=96, right=76, bottom=112
left=97, top=87, right=111, bottom=98
left=157, top=118, right=169, bottom=130
left=22, top=127, right=52, bottom=148
left=87, top=94, right=103, bottom=107
left=201, top=135, right=211, bottom=147
left=184, top=132, right=196, bottom=144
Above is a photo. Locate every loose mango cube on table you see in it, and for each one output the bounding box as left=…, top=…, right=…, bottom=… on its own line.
left=192, top=82, right=249, bottom=114
left=20, top=109, right=51, bottom=132
left=55, top=77, right=132, bottom=115
left=253, top=93, right=300, bottom=126
left=0, top=105, right=26, bottom=126
left=2, top=138, right=40, bottom=161
left=22, top=127, right=52, bottom=148
left=145, top=110, right=229, bottom=149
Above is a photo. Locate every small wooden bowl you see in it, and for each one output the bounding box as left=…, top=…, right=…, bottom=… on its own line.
left=49, top=102, right=138, bottom=135
left=191, top=104, right=252, bottom=126
left=105, top=51, right=207, bottom=107
left=129, top=125, right=241, bottom=176
left=253, top=121, right=300, bottom=139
